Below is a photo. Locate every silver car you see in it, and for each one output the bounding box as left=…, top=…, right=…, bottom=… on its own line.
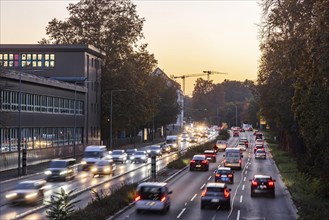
left=201, top=182, right=231, bottom=210
left=111, top=150, right=128, bottom=163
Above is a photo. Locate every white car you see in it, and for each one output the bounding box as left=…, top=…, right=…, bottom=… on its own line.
left=255, top=149, right=266, bottom=159
left=132, top=151, right=148, bottom=163
left=135, top=182, right=172, bottom=214
left=111, top=150, right=128, bottom=163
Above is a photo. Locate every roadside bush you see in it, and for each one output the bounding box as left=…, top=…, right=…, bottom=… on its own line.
left=217, top=129, right=230, bottom=140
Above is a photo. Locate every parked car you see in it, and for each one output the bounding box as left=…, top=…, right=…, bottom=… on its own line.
left=201, top=182, right=231, bottom=209
left=6, top=180, right=46, bottom=205
left=214, top=167, right=234, bottom=184
left=111, top=150, right=128, bottom=163
left=250, top=175, right=276, bottom=197
left=91, top=159, right=116, bottom=177
left=135, top=182, right=172, bottom=214
left=190, top=155, right=209, bottom=171
left=132, top=151, right=148, bottom=163
left=44, top=158, right=77, bottom=181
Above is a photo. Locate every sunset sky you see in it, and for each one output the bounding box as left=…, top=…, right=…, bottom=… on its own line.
left=0, top=0, right=262, bottom=95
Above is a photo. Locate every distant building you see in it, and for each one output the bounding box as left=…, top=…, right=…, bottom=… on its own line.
left=152, top=67, right=184, bottom=132
left=0, top=44, right=105, bottom=171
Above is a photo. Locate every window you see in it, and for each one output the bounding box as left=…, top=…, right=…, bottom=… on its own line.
left=45, top=53, right=55, bottom=68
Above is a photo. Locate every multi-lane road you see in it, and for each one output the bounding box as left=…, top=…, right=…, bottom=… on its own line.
left=114, top=131, right=298, bottom=220
left=0, top=131, right=298, bottom=220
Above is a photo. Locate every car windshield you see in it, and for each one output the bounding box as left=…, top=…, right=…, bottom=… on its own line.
left=140, top=186, right=164, bottom=201
left=16, top=182, right=36, bottom=190
left=217, top=169, right=231, bottom=174
left=206, top=187, right=224, bottom=193
left=49, top=160, right=67, bottom=168
left=135, top=151, right=145, bottom=155
left=193, top=156, right=205, bottom=160
left=95, top=160, right=110, bottom=166
left=226, top=153, right=240, bottom=158
left=84, top=151, right=101, bottom=158
left=150, top=146, right=160, bottom=150
left=112, top=150, right=123, bottom=155
left=255, top=177, right=271, bottom=182
left=166, top=139, right=176, bottom=144
left=256, top=150, right=265, bottom=153
left=126, top=149, right=136, bottom=154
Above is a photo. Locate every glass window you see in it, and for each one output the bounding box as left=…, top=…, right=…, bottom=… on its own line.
left=22, top=54, right=26, bottom=60
left=38, top=54, right=42, bottom=60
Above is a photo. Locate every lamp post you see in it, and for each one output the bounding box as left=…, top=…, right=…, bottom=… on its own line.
left=235, top=105, right=238, bottom=127
left=17, top=72, right=22, bottom=176
left=110, top=89, right=126, bottom=150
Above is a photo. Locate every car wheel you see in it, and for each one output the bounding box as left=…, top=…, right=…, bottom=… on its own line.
left=201, top=202, right=205, bottom=209
left=271, top=192, right=275, bottom=198
left=251, top=192, right=254, bottom=197
left=226, top=201, right=231, bottom=209
left=136, top=209, right=141, bottom=214
left=190, top=167, right=194, bottom=171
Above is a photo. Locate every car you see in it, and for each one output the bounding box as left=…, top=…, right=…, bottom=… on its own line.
left=255, top=139, right=264, bottom=145
left=81, top=145, right=110, bottom=170
left=126, top=148, right=138, bottom=162
left=147, top=145, right=162, bottom=157
left=233, top=130, right=239, bottom=137
left=6, top=180, right=46, bottom=205
left=238, top=142, right=247, bottom=151
left=240, top=138, right=249, bottom=148
left=132, top=151, right=148, bottom=163
left=190, top=155, right=209, bottom=171
left=255, top=132, right=264, bottom=140
left=250, top=175, right=276, bottom=197
left=204, top=150, right=216, bottom=162
left=215, top=140, right=227, bottom=151
left=255, top=149, right=266, bottom=159
left=90, top=159, right=116, bottom=177
left=44, top=158, right=77, bottom=181
left=135, top=182, right=172, bottom=214
left=223, top=148, right=243, bottom=170
left=200, top=182, right=231, bottom=209
left=160, top=144, right=171, bottom=154
left=214, top=167, right=234, bottom=184
left=189, top=135, right=199, bottom=143
left=254, top=144, right=265, bottom=153
left=111, top=150, right=128, bottom=163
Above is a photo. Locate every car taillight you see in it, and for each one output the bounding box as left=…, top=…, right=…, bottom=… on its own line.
left=161, top=196, right=166, bottom=202
left=228, top=174, right=233, bottom=178
left=201, top=190, right=207, bottom=197
left=268, top=181, right=274, bottom=186
left=215, top=173, right=220, bottom=177
left=252, top=181, right=258, bottom=186
left=239, top=159, right=242, bottom=164
left=223, top=159, right=226, bottom=163
left=202, top=160, right=208, bottom=164
left=224, top=189, right=230, bottom=198
left=135, top=195, right=141, bottom=201
left=190, top=160, right=195, bottom=163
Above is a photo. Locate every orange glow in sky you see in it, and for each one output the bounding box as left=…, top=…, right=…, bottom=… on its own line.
left=0, top=0, right=261, bottom=95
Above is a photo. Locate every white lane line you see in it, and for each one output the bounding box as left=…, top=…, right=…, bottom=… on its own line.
left=237, top=210, right=240, bottom=220
left=190, top=193, right=197, bottom=201
left=242, top=185, right=245, bottom=190
left=200, top=183, right=205, bottom=189
left=240, top=195, right=243, bottom=203
left=177, top=208, right=186, bottom=218
left=208, top=176, right=212, bottom=181
left=245, top=170, right=248, bottom=175
left=243, top=177, right=246, bottom=181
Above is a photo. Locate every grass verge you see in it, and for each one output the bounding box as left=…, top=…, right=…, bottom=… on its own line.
left=264, top=132, right=329, bottom=220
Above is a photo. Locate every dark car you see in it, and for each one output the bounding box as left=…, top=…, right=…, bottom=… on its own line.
left=250, top=175, right=276, bottom=197
left=91, top=159, right=116, bottom=177
left=190, top=155, right=209, bottom=171
left=44, top=158, right=77, bottom=181
left=201, top=182, right=231, bottom=209
left=126, top=148, right=138, bottom=162
left=215, top=167, right=234, bottom=184
left=5, top=180, right=46, bottom=205
left=204, top=150, right=217, bottom=162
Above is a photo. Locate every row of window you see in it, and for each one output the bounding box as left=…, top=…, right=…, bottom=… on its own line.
left=0, top=53, right=55, bottom=68
left=0, top=90, right=84, bottom=114
left=0, top=127, right=83, bottom=152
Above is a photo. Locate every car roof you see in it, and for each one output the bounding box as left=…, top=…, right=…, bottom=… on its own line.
left=254, top=175, right=271, bottom=179
left=138, top=182, right=167, bottom=188
left=193, top=154, right=205, bottom=158
left=217, top=167, right=231, bottom=171
left=204, top=150, right=214, bottom=153
left=206, top=182, right=226, bottom=188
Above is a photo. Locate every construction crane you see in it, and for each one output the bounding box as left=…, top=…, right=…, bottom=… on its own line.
left=173, top=70, right=228, bottom=94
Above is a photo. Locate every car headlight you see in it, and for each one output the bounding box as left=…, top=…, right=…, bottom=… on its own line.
left=25, top=192, right=38, bottom=199
left=130, top=156, right=135, bottom=159
left=6, top=193, right=17, bottom=199
left=60, top=170, right=68, bottom=175
left=104, top=167, right=111, bottom=172
left=141, top=156, right=146, bottom=159
left=81, top=161, right=87, bottom=165
left=147, top=150, right=150, bottom=153
left=91, top=167, right=97, bottom=172
left=44, top=170, right=52, bottom=175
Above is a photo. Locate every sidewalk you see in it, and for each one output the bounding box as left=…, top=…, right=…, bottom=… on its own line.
left=0, top=138, right=165, bottom=182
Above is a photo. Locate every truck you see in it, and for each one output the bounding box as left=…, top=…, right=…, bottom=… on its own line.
left=223, top=148, right=243, bottom=170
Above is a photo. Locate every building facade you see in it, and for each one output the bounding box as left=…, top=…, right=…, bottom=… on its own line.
left=0, top=44, right=105, bottom=171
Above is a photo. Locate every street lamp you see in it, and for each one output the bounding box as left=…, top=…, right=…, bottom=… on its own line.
left=110, top=89, right=126, bottom=150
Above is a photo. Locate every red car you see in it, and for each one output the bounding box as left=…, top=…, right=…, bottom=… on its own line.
left=204, top=150, right=216, bottom=162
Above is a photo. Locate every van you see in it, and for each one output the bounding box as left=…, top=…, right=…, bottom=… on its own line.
left=165, top=135, right=178, bottom=151
left=223, top=148, right=243, bottom=170
left=81, top=145, right=110, bottom=170
left=135, top=182, right=172, bottom=214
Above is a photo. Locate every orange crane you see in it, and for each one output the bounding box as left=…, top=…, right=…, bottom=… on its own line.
left=173, top=70, right=228, bottom=94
